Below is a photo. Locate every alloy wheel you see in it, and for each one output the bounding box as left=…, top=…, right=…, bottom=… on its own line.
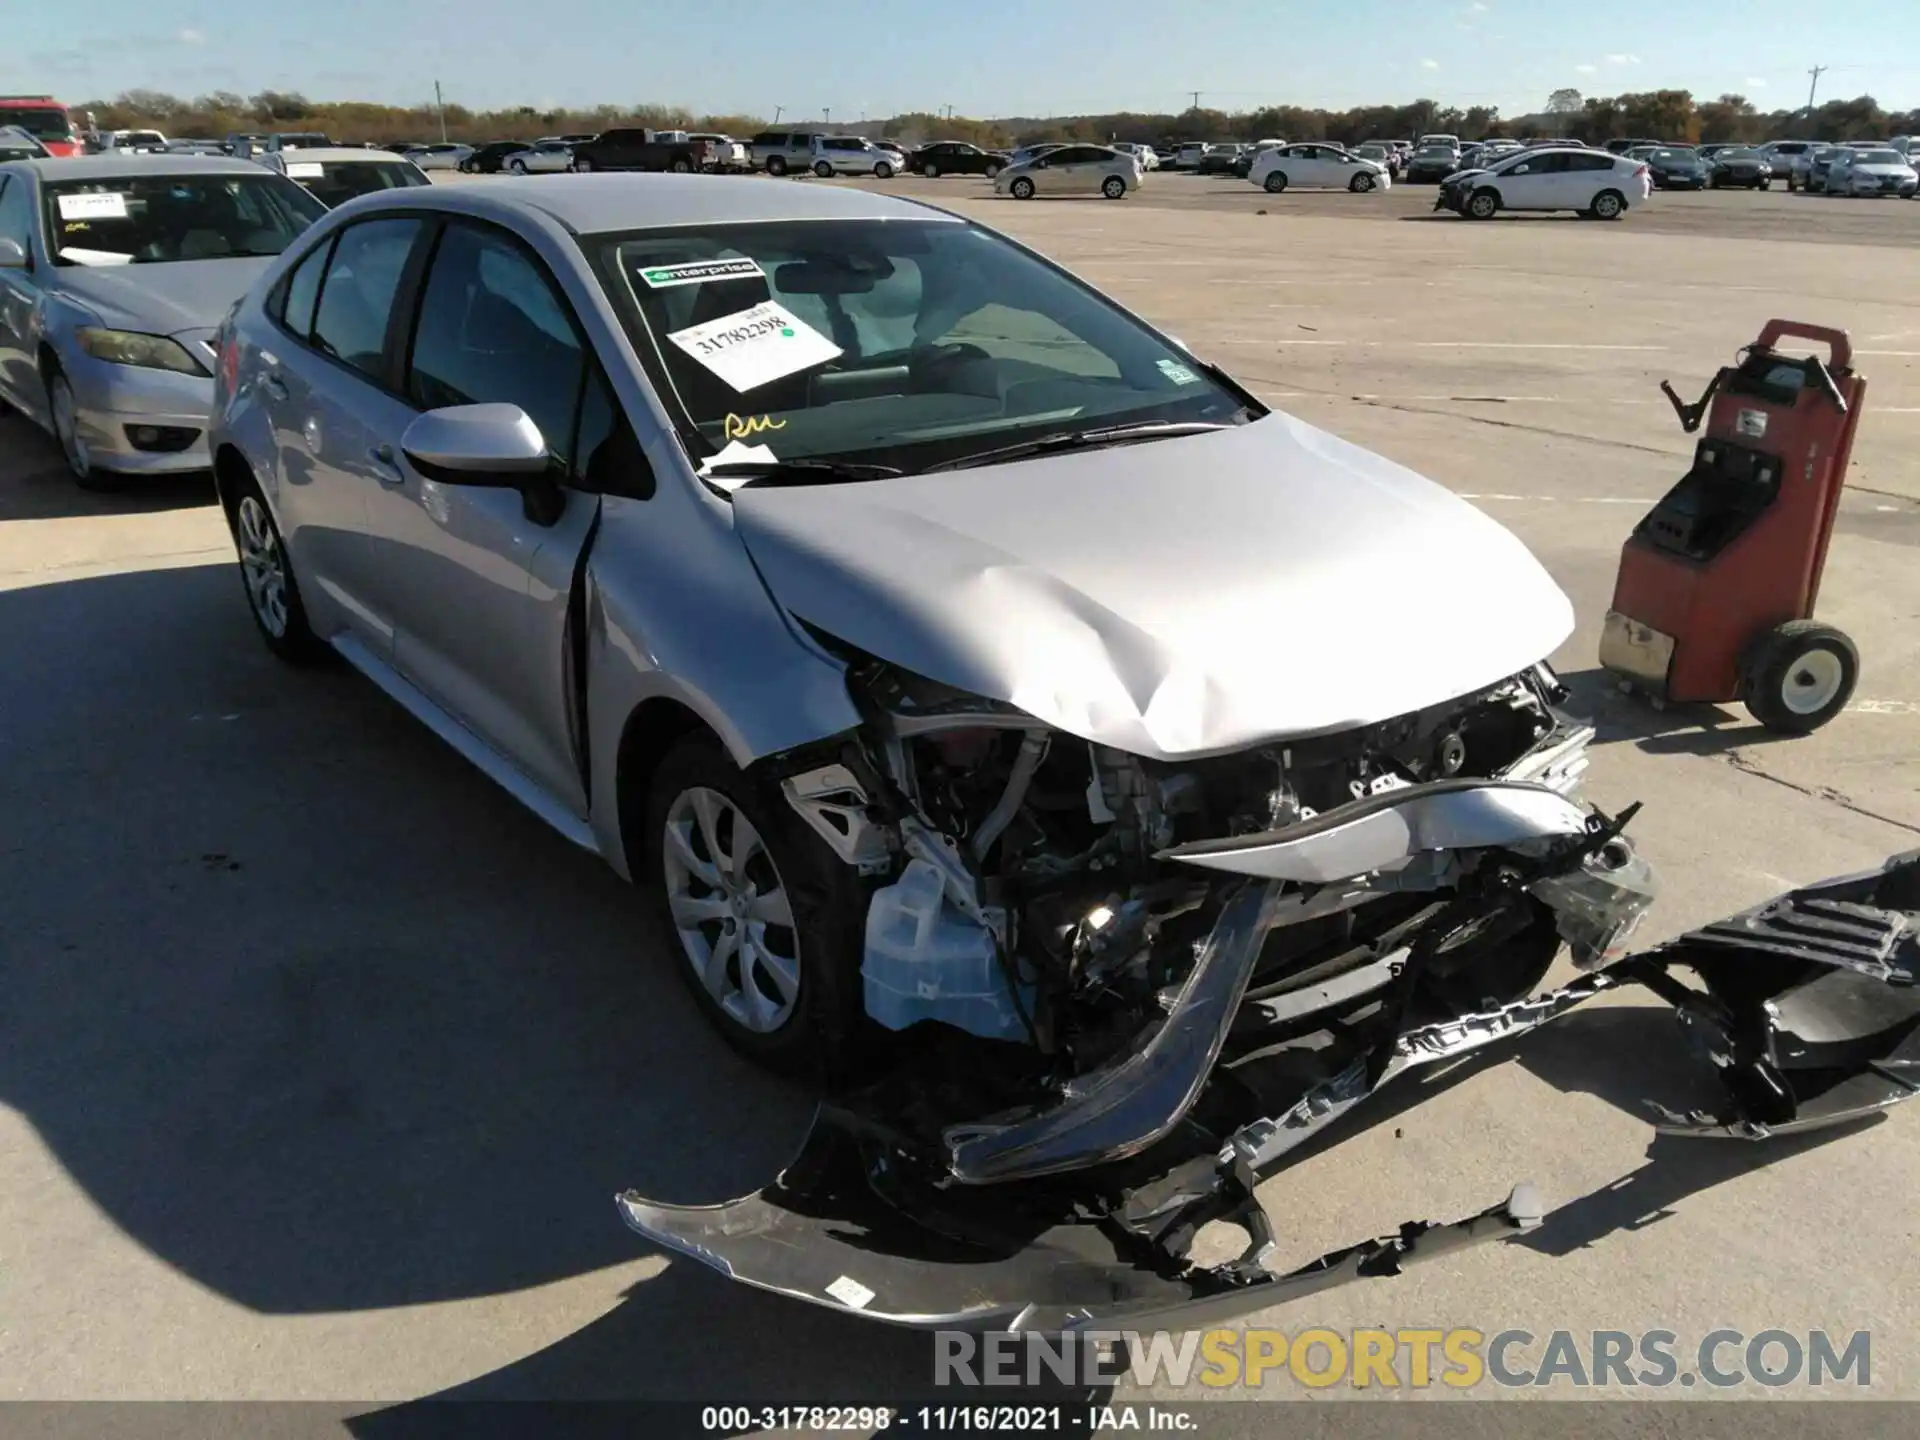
left=662, top=786, right=802, bottom=1034
left=235, top=495, right=290, bottom=638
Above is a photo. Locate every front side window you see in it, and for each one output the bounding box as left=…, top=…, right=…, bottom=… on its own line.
left=41, top=173, right=323, bottom=265
left=595, top=218, right=1253, bottom=478
left=309, top=216, right=424, bottom=378
left=406, top=222, right=586, bottom=465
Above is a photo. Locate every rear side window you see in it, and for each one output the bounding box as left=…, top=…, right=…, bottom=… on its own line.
left=310, top=217, right=424, bottom=379
left=405, top=221, right=587, bottom=464
left=1567, top=152, right=1615, bottom=172
left=275, top=236, right=334, bottom=337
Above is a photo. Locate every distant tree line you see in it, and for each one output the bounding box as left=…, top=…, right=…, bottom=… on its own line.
left=72, top=88, right=1920, bottom=150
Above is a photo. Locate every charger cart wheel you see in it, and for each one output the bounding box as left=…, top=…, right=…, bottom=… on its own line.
left=1741, top=620, right=1860, bottom=734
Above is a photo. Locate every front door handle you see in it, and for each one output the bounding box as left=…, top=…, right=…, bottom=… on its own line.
left=367, top=443, right=404, bottom=482
left=262, top=374, right=288, bottom=400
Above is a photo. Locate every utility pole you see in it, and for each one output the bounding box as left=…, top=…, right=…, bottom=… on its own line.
left=773, top=105, right=783, bottom=123
left=1188, top=90, right=1201, bottom=112
left=1803, top=64, right=1827, bottom=135
left=434, top=80, right=447, bottom=142
left=824, top=106, right=831, bottom=125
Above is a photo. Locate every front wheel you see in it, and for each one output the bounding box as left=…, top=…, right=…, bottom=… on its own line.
left=1466, top=188, right=1499, bottom=220
left=1261, top=170, right=1287, bottom=194
left=1010, top=176, right=1035, bottom=200
left=47, top=369, right=115, bottom=491
left=1102, top=175, right=1127, bottom=199
left=983, top=161, right=1002, bottom=179
left=813, top=160, right=833, bottom=178
left=573, top=156, right=592, bottom=173
left=1741, top=620, right=1859, bottom=734
left=1350, top=171, right=1376, bottom=193
left=1590, top=188, right=1625, bottom=220
left=874, top=161, right=893, bottom=179
left=643, top=738, right=868, bottom=1076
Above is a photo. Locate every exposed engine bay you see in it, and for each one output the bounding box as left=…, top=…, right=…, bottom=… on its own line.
left=618, top=658, right=1920, bottom=1330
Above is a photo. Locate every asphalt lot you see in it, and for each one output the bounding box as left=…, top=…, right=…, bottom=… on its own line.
left=2, top=172, right=1919, bottom=1425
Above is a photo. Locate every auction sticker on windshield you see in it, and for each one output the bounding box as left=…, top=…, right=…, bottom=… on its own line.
left=57, top=193, right=129, bottom=221
left=286, top=162, right=325, bottom=178
left=666, top=300, right=842, bottom=392
left=638, top=257, right=766, bottom=289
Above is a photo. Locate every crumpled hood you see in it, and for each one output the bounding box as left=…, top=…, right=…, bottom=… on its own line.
left=733, top=413, right=1574, bottom=760
left=54, top=258, right=271, bottom=338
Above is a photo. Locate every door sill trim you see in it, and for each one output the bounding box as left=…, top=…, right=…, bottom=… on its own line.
left=331, top=631, right=602, bottom=857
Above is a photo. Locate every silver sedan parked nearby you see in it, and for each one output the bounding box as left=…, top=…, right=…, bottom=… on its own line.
left=0, top=155, right=324, bottom=487
left=503, top=140, right=579, bottom=174
left=993, top=144, right=1139, bottom=199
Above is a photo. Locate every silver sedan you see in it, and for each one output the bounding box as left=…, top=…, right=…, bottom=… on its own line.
left=992, top=143, right=1140, bottom=199
left=0, top=155, right=324, bottom=488
left=502, top=140, right=579, bottom=174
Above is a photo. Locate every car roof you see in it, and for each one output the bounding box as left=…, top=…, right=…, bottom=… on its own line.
left=279, top=147, right=412, bottom=163
left=7, top=154, right=268, bottom=183
left=339, top=172, right=964, bottom=235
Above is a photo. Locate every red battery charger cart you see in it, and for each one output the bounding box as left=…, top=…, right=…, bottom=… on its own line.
left=1600, top=320, right=1865, bottom=733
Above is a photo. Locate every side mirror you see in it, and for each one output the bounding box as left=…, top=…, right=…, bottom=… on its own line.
left=401, top=403, right=551, bottom=486
left=0, top=237, right=27, bottom=269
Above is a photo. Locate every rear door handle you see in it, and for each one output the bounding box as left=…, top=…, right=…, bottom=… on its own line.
left=262, top=374, right=288, bottom=400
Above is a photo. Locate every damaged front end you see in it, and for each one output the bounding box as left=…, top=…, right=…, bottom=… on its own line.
left=618, top=662, right=1920, bottom=1330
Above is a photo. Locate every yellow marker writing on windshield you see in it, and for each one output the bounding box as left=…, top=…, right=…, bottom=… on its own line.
left=723, top=413, right=786, bottom=441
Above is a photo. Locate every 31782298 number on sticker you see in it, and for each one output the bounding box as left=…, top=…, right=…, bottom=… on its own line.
left=664, top=300, right=843, bottom=392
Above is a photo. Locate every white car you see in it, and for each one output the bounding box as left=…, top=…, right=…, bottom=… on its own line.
left=1824, top=147, right=1919, bottom=198
left=1248, top=143, right=1390, bottom=194
left=503, top=139, right=579, bottom=174
left=406, top=142, right=474, bottom=172
left=808, top=135, right=897, bottom=178
left=1442, top=146, right=1652, bottom=219
left=995, top=144, right=1139, bottom=200
left=1112, top=142, right=1160, bottom=171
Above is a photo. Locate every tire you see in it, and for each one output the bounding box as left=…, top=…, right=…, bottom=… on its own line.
left=227, top=468, right=324, bottom=663
left=813, top=160, right=833, bottom=178
left=669, top=157, right=692, bottom=174
left=1102, top=175, right=1127, bottom=199
left=983, top=161, right=1002, bottom=179
left=642, top=737, right=868, bottom=1077
left=1760, top=179, right=1771, bottom=190
left=574, top=156, right=593, bottom=173
left=1590, top=189, right=1625, bottom=220
left=1466, top=187, right=1499, bottom=220
left=1741, top=620, right=1859, bottom=734
left=766, top=155, right=787, bottom=176
left=923, top=162, right=940, bottom=179
left=1010, top=176, right=1035, bottom=200
left=1350, top=171, right=1375, bottom=193
left=46, top=368, right=117, bottom=491
left=509, top=158, right=527, bottom=174
left=874, top=161, right=893, bottom=179
left=1262, top=170, right=1287, bottom=194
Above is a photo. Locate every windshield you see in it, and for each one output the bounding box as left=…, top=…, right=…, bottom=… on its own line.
left=1718, top=148, right=1758, bottom=160
left=1858, top=150, right=1906, bottom=165
left=595, top=219, right=1254, bottom=477
left=286, top=159, right=429, bottom=205
left=4, top=106, right=73, bottom=140
left=42, top=174, right=325, bottom=265
left=1650, top=149, right=1692, bottom=161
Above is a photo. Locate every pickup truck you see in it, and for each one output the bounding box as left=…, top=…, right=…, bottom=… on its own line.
left=571, top=127, right=721, bottom=173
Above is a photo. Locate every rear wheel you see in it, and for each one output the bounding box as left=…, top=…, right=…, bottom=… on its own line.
left=813, top=160, right=833, bottom=178
left=228, top=471, right=324, bottom=663
left=1590, top=188, right=1625, bottom=220
left=1010, top=176, right=1035, bottom=200
left=1102, top=175, right=1127, bottom=199
left=1262, top=170, right=1287, bottom=194
left=1741, top=620, right=1859, bottom=734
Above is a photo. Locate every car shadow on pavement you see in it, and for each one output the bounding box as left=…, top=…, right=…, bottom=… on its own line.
left=0, top=559, right=821, bottom=1321
left=0, top=413, right=217, bottom=520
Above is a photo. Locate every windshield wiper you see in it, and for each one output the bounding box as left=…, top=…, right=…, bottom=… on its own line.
left=705, top=458, right=904, bottom=490
left=921, top=419, right=1239, bottom=475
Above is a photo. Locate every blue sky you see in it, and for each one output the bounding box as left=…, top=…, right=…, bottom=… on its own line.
left=5, top=0, right=1915, bottom=119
